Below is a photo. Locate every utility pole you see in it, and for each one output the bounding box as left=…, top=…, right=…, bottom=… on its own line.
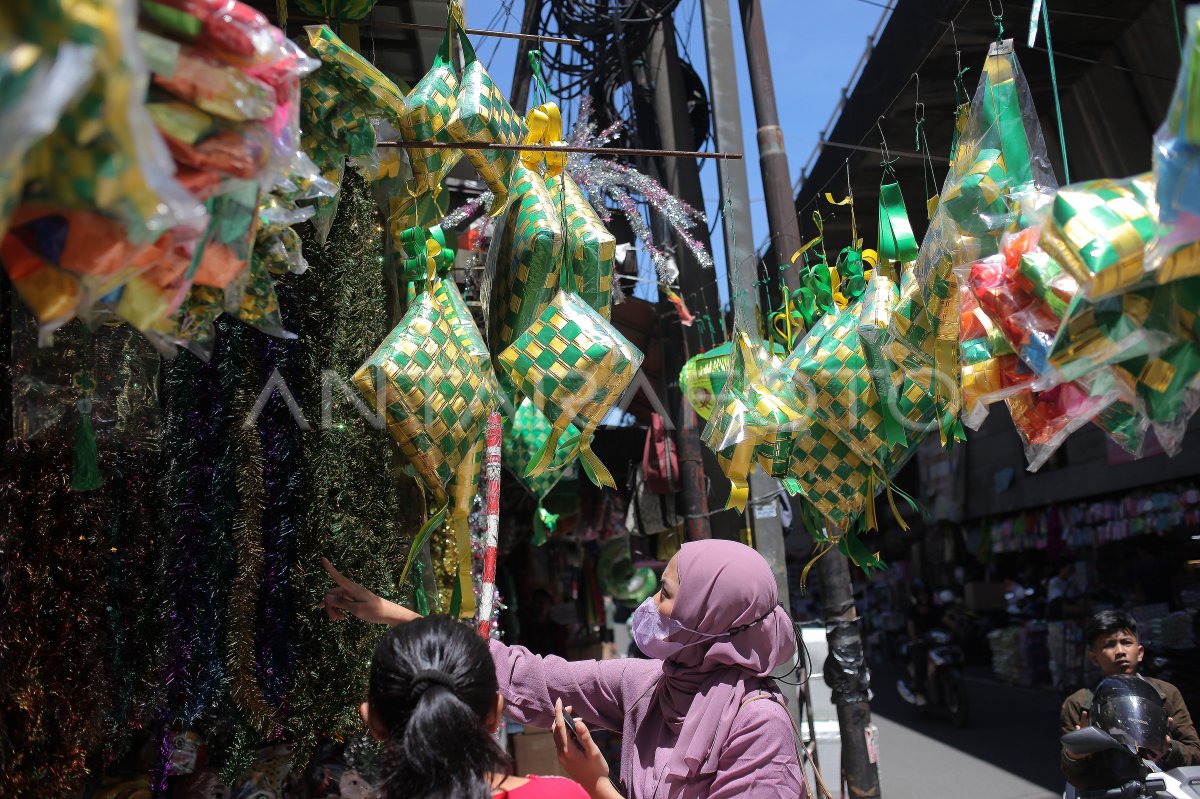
left=737, top=0, right=801, bottom=288
left=735, top=2, right=880, bottom=795
left=818, top=544, right=881, bottom=798
left=701, top=0, right=799, bottom=727
left=639, top=16, right=719, bottom=541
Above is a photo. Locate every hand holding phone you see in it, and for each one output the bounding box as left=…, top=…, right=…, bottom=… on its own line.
left=560, top=702, right=587, bottom=753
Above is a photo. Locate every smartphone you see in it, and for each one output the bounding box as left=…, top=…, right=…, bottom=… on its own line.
left=560, top=705, right=587, bottom=753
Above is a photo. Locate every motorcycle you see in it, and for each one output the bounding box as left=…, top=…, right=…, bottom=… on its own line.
left=1061, top=725, right=1200, bottom=799
left=895, top=628, right=970, bottom=726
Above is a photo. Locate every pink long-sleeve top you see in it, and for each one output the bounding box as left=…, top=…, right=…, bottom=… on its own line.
left=490, top=639, right=805, bottom=799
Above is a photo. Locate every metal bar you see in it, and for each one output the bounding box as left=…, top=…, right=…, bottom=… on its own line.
left=377, top=140, right=744, bottom=160
left=823, top=139, right=951, bottom=163
left=289, top=14, right=582, bottom=46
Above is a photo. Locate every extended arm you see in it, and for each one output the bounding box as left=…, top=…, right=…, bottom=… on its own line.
left=489, top=638, right=632, bottom=733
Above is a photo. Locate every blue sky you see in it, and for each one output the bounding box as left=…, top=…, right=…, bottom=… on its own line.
left=464, top=0, right=888, bottom=307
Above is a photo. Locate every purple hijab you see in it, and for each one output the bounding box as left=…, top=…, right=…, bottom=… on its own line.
left=634, top=539, right=797, bottom=791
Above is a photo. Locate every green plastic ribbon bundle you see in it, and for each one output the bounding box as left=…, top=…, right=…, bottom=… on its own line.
left=497, top=251, right=642, bottom=490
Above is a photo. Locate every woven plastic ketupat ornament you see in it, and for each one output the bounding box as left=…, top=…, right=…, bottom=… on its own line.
left=484, top=103, right=571, bottom=391
left=680, top=341, right=733, bottom=421
left=445, top=4, right=527, bottom=213
left=503, top=396, right=581, bottom=501
left=294, top=0, right=379, bottom=23
left=396, top=3, right=466, bottom=194
left=545, top=162, right=615, bottom=318
left=497, top=250, right=642, bottom=490
left=353, top=227, right=500, bottom=582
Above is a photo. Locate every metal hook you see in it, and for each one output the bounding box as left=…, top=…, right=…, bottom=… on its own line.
left=912, top=73, right=922, bottom=122
left=987, top=0, right=1005, bottom=39
left=877, top=117, right=891, bottom=163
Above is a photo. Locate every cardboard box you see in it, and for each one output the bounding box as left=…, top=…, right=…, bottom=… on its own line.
left=510, top=727, right=570, bottom=779
left=964, top=581, right=1007, bottom=612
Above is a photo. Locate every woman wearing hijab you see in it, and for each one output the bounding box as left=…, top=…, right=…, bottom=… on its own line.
left=322, top=539, right=805, bottom=799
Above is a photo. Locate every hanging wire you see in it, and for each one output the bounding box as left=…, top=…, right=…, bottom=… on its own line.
left=913, top=74, right=941, bottom=208
left=1041, top=0, right=1071, bottom=183
left=988, top=0, right=1006, bottom=40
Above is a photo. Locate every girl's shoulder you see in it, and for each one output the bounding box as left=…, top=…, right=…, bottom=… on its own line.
left=499, top=774, right=591, bottom=798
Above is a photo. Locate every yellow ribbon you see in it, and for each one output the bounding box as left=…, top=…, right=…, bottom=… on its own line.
left=521, top=102, right=568, bottom=176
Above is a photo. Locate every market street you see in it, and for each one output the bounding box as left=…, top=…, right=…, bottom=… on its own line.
left=802, top=627, right=1064, bottom=799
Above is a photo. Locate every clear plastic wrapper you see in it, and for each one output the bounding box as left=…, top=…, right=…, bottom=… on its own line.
left=958, top=281, right=1037, bottom=429
left=888, top=40, right=1056, bottom=411
left=142, top=31, right=276, bottom=121
left=1149, top=7, right=1200, bottom=281
left=0, top=37, right=96, bottom=240
left=18, top=0, right=206, bottom=248
left=140, top=0, right=285, bottom=66
left=1005, top=370, right=1120, bottom=472
left=1092, top=398, right=1150, bottom=459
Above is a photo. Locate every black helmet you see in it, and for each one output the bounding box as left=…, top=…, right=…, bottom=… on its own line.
left=1090, top=674, right=1169, bottom=757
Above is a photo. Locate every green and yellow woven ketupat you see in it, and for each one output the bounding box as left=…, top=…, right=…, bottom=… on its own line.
left=547, top=170, right=615, bottom=318
left=354, top=264, right=500, bottom=579
left=488, top=162, right=564, bottom=373
left=304, top=25, right=406, bottom=121
left=503, top=397, right=581, bottom=500
left=445, top=21, right=527, bottom=212
left=1040, top=174, right=1159, bottom=301
left=497, top=259, right=642, bottom=490
left=681, top=341, right=733, bottom=421
left=396, top=6, right=465, bottom=193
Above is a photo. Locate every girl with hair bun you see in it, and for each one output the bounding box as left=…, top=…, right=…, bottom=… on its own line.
left=328, top=538, right=807, bottom=799
left=362, top=614, right=590, bottom=799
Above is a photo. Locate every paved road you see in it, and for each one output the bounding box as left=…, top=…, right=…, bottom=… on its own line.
left=800, top=627, right=1065, bottom=799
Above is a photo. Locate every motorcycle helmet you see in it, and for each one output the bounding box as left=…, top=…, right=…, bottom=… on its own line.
left=1090, top=674, right=1169, bottom=757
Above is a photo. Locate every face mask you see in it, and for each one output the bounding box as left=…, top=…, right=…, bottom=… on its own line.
left=631, top=597, right=717, bottom=659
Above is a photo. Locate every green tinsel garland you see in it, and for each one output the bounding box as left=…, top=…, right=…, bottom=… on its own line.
left=286, top=168, right=422, bottom=755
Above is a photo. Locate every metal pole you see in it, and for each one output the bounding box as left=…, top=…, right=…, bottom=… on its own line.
left=817, top=542, right=882, bottom=798
left=737, top=0, right=802, bottom=287
left=641, top=17, right=717, bottom=541
left=700, top=0, right=755, bottom=304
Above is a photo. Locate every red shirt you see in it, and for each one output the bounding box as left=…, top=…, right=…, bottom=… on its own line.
left=494, top=775, right=591, bottom=798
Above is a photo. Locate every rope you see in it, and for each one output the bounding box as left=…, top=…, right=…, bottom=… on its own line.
left=1041, top=0, right=1071, bottom=183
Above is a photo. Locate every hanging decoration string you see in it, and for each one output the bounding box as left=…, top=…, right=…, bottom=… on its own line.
left=989, top=0, right=1006, bottom=41
left=1040, top=0, right=1072, bottom=184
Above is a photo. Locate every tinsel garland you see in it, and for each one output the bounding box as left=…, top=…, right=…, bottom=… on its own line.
left=0, top=441, right=114, bottom=798
left=254, top=302, right=303, bottom=718
left=286, top=168, right=421, bottom=755
left=155, top=321, right=241, bottom=791
left=96, top=450, right=166, bottom=769
left=227, top=334, right=277, bottom=738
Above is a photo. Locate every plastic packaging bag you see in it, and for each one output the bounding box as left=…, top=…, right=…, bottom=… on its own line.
left=958, top=284, right=1037, bottom=428
left=141, top=0, right=284, bottom=66
left=1005, top=369, right=1121, bottom=471
left=143, top=31, right=276, bottom=121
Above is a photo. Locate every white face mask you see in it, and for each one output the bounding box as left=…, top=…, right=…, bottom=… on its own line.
left=630, top=597, right=718, bottom=659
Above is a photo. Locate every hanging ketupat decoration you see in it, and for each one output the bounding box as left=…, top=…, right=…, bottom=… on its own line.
left=396, top=4, right=465, bottom=194
left=353, top=232, right=500, bottom=581
left=445, top=6, right=527, bottom=213
left=497, top=254, right=642, bottom=489
left=503, top=397, right=581, bottom=501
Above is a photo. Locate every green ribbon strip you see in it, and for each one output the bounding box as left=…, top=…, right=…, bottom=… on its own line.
left=836, top=247, right=869, bottom=303
left=529, top=50, right=550, bottom=107
left=877, top=180, right=919, bottom=268
left=983, top=60, right=1033, bottom=186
